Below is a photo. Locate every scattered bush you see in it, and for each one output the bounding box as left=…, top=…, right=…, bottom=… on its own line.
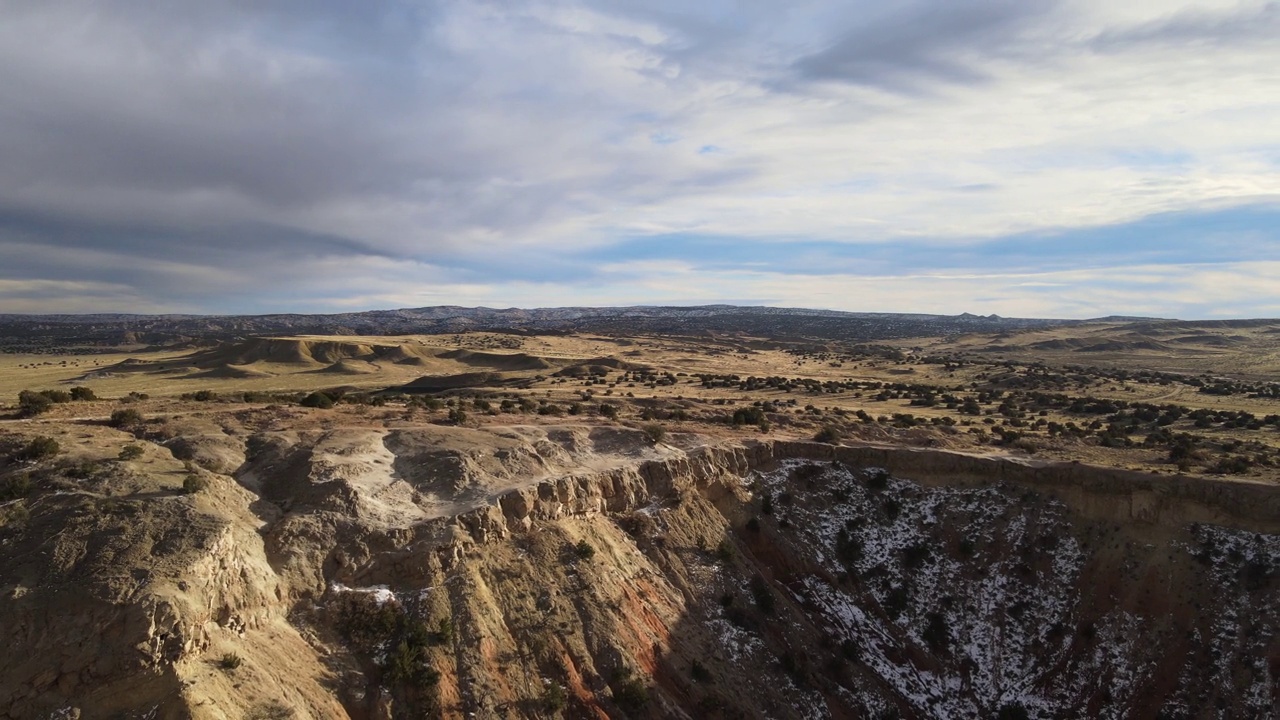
left=299, top=392, right=334, bottom=409
left=118, top=444, right=145, bottom=461
left=996, top=703, right=1030, bottom=720
left=814, top=425, right=843, bottom=444
left=109, top=408, right=143, bottom=428
left=17, top=391, right=53, bottom=417
left=245, top=701, right=296, bottom=720
left=731, top=406, right=768, bottom=428
left=749, top=575, right=775, bottom=615
left=611, top=669, right=649, bottom=713
left=0, top=474, right=33, bottom=501
left=641, top=423, right=666, bottom=444
left=883, top=586, right=909, bottom=619
left=39, top=389, right=71, bottom=404
left=543, top=683, right=567, bottom=711
left=182, top=473, right=209, bottom=494
left=923, top=611, right=950, bottom=652
left=14, top=436, right=60, bottom=462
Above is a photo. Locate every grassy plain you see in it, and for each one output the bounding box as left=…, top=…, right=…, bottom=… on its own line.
left=3, top=320, right=1280, bottom=484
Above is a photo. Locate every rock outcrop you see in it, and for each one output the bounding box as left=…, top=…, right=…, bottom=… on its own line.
left=2, top=429, right=1278, bottom=719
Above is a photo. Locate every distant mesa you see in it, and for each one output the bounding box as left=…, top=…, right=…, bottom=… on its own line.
left=1077, top=340, right=1169, bottom=353
left=189, top=364, right=275, bottom=379
left=398, top=371, right=521, bottom=392
left=436, top=349, right=555, bottom=371
left=554, top=357, right=651, bottom=377
left=314, top=359, right=380, bottom=375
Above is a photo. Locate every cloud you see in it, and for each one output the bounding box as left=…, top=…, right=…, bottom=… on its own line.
left=790, top=0, right=1059, bottom=88
left=0, top=0, right=1277, bottom=318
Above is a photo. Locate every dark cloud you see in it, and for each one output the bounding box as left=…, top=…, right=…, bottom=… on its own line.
left=790, top=0, right=1058, bottom=89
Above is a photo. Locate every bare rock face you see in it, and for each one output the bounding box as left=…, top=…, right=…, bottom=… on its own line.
left=2, top=429, right=1278, bottom=719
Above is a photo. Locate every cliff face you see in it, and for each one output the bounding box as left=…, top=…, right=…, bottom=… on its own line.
left=2, top=430, right=1277, bottom=719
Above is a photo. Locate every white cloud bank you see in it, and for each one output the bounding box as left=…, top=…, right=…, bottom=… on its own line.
left=0, top=0, right=1277, bottom=316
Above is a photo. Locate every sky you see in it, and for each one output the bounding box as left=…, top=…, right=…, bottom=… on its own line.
left=1, top=0, right=1279, bottom=319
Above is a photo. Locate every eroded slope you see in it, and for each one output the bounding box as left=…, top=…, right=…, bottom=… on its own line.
left=1, top=425, right=1278, bottom=719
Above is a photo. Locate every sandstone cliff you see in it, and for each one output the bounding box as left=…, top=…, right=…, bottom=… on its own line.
left=1, top=425, right=1277, bottom=719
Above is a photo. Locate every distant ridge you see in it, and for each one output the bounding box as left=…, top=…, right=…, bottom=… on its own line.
left=0, top=304, right=1206, bottom=350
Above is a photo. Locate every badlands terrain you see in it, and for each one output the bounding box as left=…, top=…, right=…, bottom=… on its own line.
left=1, top=308, right=1278, bottom=719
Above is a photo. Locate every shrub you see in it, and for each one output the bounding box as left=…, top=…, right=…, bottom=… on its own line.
left=182, top=473, right=209, bottom=494
left=17, top=391, right=53, bottom=417
left=0, top=473, right=33, bottom=501
left=39, top=389, right=71, bottom=404
left=641, top=423, right=666, bottom=444
left=14, top=436, right=60, bottom=461
left=814, top=425, right=843, bottom=444
left=749, top=576, right=775, bottom=615
left=996, top=703, right=1030, bottom=720
left=69, top=386, right=97, bottom=401
left=574, top=540, right=596, bottom=560
left=923, top=611, right=950, bottom=651
left=245, top=701, right=295, bottom=720
left=543, top=683, right=567, bottom=711
left=219, top=652, right=243, bottom=670
left=715, top=540, right=734, bottom=562
left=385, top=639, right=440, bottom=687
left=611, top=670, right=649, bottom=713
left=732, top=406, right=767, bottom=428
left=883, top=586, right=909, bottom=618
left=299, top=392, right=334, bottom=409
left=447, top=407, right=468, bottom=424
left=109, top=408, right=144, bottom=428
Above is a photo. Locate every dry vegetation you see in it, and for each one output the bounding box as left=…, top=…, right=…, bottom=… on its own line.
left=5, top=321, right=1280, bottom=484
